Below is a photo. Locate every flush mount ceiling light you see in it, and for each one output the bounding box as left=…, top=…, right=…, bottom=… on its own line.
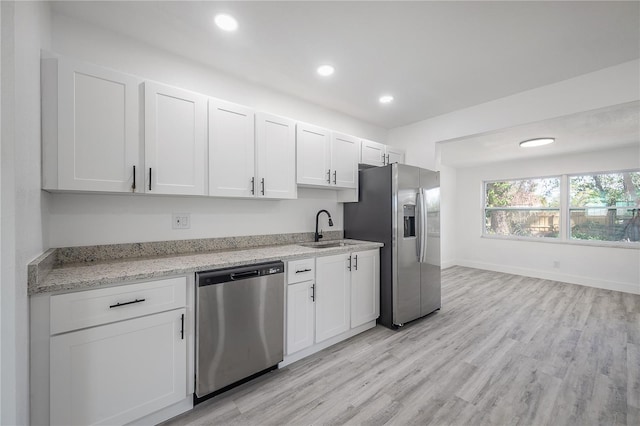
left=379, top=95, right=394, bottom=104
left=519, top=137, right=555, bottom=148
left=214, top=13, right=238, bottom=32
left=317, top=65, right=335, bottom=77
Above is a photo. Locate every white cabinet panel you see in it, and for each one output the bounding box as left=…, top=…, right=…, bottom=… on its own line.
left=287, top=258, right=315, bottom=284
left=43, top=57, right=141, bottom=192
left=144, top=82, right=207, bottom=195
left=50, top=309, right=187, bottom=426
left=360, top=139, right=385, bottom=167
left=296, top=123, right=331, bottom=186
left=286, top=281, right=315, bottom=355
left=331, top=133, right=358, bottom=189
left=50, top=277, right=186, bottom=335
left=350, top=249, right=380, bottom=328
left=386, top=146, right=406, bottom=165
left=256, top=113, right=296, bottom=199
left=315, top=254, right=351, bottom=343
left=209, top=99, right=256, bottom=197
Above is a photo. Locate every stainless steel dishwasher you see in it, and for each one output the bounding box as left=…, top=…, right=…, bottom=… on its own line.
left=195, top=261, right=284, bottom=401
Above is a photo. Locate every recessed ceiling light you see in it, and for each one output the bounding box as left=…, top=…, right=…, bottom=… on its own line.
left=379, top=95, right=394, bottom=104
left=519, top=138, right=555, bottom=148
left=317, top=65, right=335, bottom=77
left=214, top=14, right=238, bottom=32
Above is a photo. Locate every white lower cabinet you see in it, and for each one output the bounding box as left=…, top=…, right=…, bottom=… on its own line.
left=286, top=281, right=315, bottom=354
left=315, top=253, right=351, bottom=342
left=50, top=309, right=187, bottom=426
left=46, top=276, right=191, bottom=426
left=350, top=249, right=380, bottom=328
left=285, top=249, right=380, bottom=360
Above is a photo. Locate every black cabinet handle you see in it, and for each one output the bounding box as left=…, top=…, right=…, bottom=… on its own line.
left=132, top=165, right=136, bottom=192
left=348, top=256, right=352, bottom=271
left=311, top=284, right=315, bottom=302
left=251, top=177, right=255, bottom=195
left=149, top=168, right=152, bottom=191
left=109, top=298, right=145, bottom=309
left=333, top=170, right=337, bottom=185
left=180, top=313, right=184, bottom=340
left=295, top=268, right=312, bottom=274
left=327, top=169, right=331, bottom=184
left=354, top=255, right=358, bottom=271
left=261, top=178, right=265, bottom=195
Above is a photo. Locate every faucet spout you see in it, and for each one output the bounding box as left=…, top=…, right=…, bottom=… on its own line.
left=315, top=209, right=334, bottom=242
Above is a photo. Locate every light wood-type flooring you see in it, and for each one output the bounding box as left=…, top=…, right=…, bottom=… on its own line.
left=163, top=266, right=640, bottom=426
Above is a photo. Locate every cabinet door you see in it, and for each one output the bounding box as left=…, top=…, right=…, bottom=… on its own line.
left=350, top=249, right=380, bottom=328
left=145, top=82, right=207, bottom=195
left=286, top=281, right=315, bottom=355
left=256, top=113, right=296, bottom=199
left=53, top=58, right=141, bottom=192
left=50, top=309, right=187, bottom=426
left=331, top=133, right=358, bottom=189
left=296, top=123, right=331, bottom=186
left=386, top=146, right=406, bottom=165
left=209, top=99, right=256, bottom=197
left=360, top=139, right=385, bottom=167
left=315, top=254, right=351, bottom=343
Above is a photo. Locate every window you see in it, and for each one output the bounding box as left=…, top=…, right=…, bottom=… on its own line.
left=484, top=177, right=560, bottom=238
left=569, top=171, right=640, bottom=242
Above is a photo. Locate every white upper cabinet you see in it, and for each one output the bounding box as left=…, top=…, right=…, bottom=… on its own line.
left=386, top=146, right=406, bottom=165
left=209, top=99, right=256, bottom=197
left=296, top=123, right=332, bottom=187
left=297, top=124, right=358, bottom=189
left=360, top=139, right=386, bottom=167
left=144, top=82, right=208, bottom=195
left=359, top=139, right=406, bottom=167
left=255, top=113, right=296, bottom=199
left=42, top=56, right=142, bottom=192
left=331, top=133, right=358, bottom=189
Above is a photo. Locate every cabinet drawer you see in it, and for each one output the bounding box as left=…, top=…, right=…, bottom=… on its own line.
left=287, top=258, right=315, bottom=284
left=50, top=276, right=187, bottom=335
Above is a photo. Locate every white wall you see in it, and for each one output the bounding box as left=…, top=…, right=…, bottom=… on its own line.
left=388, top=59, right=640, bottom=275
left=46, top=13, right=386, bottom=248
left=1, top=1, right=51, bottom=424
left=455, top=145, right=640, bottom=294
left=49, top=188, right=344, bottom=246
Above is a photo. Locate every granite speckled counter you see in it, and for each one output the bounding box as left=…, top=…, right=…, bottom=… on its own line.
left=28, top=232, right=383, bottom=295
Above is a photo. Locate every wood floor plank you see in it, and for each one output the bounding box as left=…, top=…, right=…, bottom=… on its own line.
left=162, top=266, right=640, bottom=426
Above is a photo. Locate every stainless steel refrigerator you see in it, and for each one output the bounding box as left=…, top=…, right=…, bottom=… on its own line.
left=344, top=163, right=441, bottom=329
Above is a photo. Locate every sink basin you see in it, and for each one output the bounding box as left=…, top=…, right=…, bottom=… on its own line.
left=298, top=240, right=359, bottom=249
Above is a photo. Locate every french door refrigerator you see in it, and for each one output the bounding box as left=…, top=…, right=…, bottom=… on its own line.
left=344, top=163, right=441, bottom=329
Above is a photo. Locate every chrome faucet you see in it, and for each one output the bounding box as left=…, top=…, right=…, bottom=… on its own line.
left=315, top=209, right=334, bottom=242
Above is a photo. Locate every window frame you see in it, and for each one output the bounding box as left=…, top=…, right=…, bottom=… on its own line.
left=482, top=174, right=562, bottom=240
left=566, top=168, right=640, bottom=246
left=481, top=169, right=639, bottom=249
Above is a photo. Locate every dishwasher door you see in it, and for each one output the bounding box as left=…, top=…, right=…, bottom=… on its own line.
left=195, top=261, right=284, bottom=398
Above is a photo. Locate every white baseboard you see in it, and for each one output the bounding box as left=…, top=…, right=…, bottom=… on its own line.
left=279, top=320, right=376, bottom=368
left=131, top=397, right=193, bottom=425
left=453, top=259, right=640, bottom=295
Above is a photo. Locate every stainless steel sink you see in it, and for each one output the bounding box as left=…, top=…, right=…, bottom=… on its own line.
left=298, top=240, right=359, bottom=249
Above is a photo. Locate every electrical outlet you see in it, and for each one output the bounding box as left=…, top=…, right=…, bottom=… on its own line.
left=172, top=213, right=191, bottom=230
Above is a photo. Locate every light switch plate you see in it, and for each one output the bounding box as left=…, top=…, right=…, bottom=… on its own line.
left=172, top=213, right=191, bottom=229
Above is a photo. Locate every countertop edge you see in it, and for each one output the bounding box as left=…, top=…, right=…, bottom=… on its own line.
left=29, top=241, right=384, bottom=296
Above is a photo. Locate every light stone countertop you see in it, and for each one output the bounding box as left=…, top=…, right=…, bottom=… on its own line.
left=29, top=239, right=383, bottom=295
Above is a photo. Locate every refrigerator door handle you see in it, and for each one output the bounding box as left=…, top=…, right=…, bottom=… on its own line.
left=415, top=191, right=421, bottom=258
left=418, top=188, right=428, bottom=263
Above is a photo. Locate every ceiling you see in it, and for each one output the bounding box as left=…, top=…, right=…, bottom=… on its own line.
left=50, top=1, right=640, bottom=129
left=438, top=102, right=640, bottom=167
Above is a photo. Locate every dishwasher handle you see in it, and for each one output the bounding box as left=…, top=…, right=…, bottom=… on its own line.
left=230, top=270, right=260, bottom=280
